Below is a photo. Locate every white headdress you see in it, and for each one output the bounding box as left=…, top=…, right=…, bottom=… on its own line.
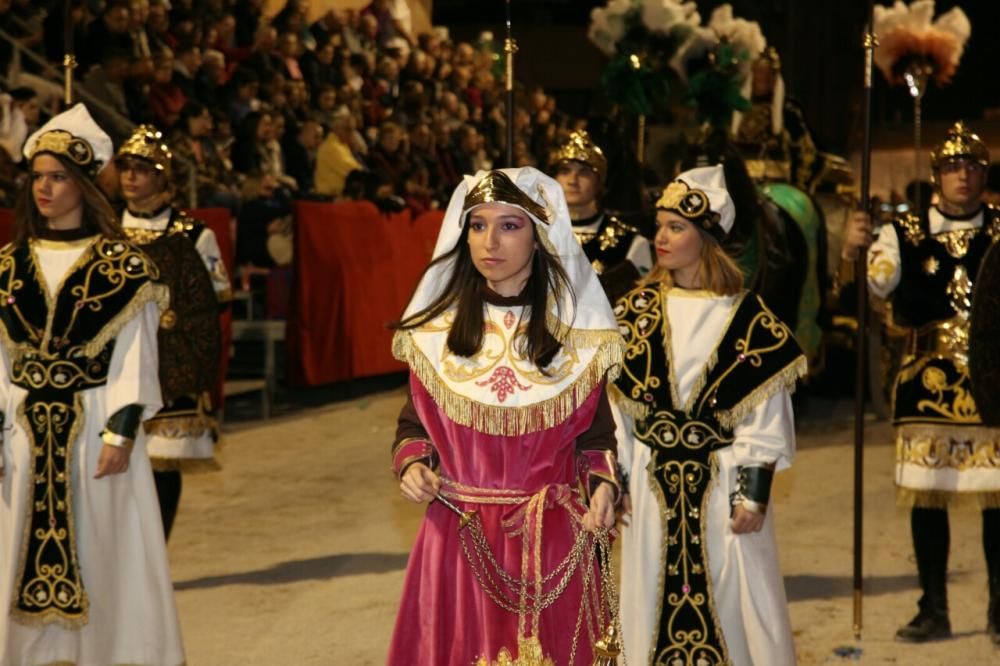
left=22, top=103, right=113, bottom=175
left=656, top=165, right=735, bottom=239
left=393, top=167, right=624, bottom=436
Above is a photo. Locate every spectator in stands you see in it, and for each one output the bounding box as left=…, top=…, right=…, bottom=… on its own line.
left=236, top=172, right=293, bottom=272
left=172, top=100, right=241, bottom=211
left=171, top=42, right=202, bottom=99
left=194, top=48, right=227, bottom=112
left=283, top=118, right=322, bottom=196
left=310, top=84, right=338, bottom=129
left=301, top=37, right=340, bottom=93
left=244, top=23, right=283, bottom=82
left=277, top=31, right=304, bottom=81
left=127, top=0, right=154, bottom=72
left=285, top=79, right=311, bottom=124
left=10, top=87, right=39, bottom=136
left=369, top=120, right=409, bottom=196
left=315, top=112, right=363, bottom=197
left=82, top=48, right=142, bottom=144
left=273, top=0, right=315, bottom=52
left=81, top=1, right=133, bottom=71
left=310, top=10, right=342, bottom=49
left=227, top=67, right=260, bottom=125
left=234, top=0, right=266, bottom=47
left=149, top=50, right=187, bottom=129
left=145, top=0, right=173, bottom=54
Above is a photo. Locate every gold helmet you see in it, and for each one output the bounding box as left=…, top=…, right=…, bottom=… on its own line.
left=931, top=121, right=989, bottom=169
left=548, top=130, right=608, bottom=184
left=116, top=124, right=173, bottom=177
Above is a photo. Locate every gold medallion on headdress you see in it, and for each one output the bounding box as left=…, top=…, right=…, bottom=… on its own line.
left=117, top=125, right=174, bottom=175
left=548, top=130, right=608, bottom=184
left=931, top=121, right=989, bottom=168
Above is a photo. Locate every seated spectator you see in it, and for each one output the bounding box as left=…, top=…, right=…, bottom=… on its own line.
left=226, top=67, right=261, bottom=126
left=172, top=100, right=241, bottom=211
left=243, top=23, right=284, bottom=81
left=368, top=120, right=409, bottom=195
left=315, top=112, right=363, bottom=197
left=172, top=41, right=202, bottom=98
left=81, top=47, right=142, bottom=144
left=81, top=0, right=133, bottom=71
left=277, top=31, right=304, bottom=81
left=195, top=49, right=228, bottom=111
left=234, top=0, right=266, bottom=48
left=301, top=37, right=341, bottom=93
left=10, top=87, right=40, bottom=136
left=310, top=84, right=338, bottom=129
left=283, top=119, right=323, bottom=196
left=149, top=51, right=187, bottom=129
left=285, top=79, right=312, bottom=123
left=236, top=173, right=293, bottom=273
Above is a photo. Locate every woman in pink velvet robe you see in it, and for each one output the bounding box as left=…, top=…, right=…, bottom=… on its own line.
left=387, top=167, right=625, bottom=665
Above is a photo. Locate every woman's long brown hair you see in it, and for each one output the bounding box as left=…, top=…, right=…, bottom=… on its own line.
left=13, top=153, right=125, bottom=246
left=392, top=217, right=575, bottom=371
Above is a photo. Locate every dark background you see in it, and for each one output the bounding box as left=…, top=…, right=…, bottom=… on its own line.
left=433, top=0, right=1000, bottom=154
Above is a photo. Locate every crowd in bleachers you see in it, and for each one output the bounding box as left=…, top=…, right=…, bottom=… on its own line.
left=0, top=0, right=585, bottom=276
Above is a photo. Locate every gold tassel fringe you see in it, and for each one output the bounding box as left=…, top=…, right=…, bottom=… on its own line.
left=608, top=383, right=651, bottom=421
left=392, top=329, right=624, bottom=437
left=896, top=487, right=1000, bottom=510
left=714, top=356, right=808, bottom=430
left=83, top=281, right=170, bottom=358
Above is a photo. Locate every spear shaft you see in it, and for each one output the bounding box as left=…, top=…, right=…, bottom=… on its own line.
left=853, top=0, right=877, bottom=640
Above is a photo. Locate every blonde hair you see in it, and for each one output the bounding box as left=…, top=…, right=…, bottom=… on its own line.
left=640, top=228, right=744, bottom=296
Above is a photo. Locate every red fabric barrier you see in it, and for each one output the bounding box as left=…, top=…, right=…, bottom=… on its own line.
left=287, top=202, right=443, bottom=386
left=185, top=208, right=234, bottom=409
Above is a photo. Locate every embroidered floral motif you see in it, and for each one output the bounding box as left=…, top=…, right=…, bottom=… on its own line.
left=477, top=366, right=532, bottom=402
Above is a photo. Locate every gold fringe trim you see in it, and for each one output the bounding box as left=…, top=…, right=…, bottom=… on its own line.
left=896, top=487, right=1000, bottom=510
left=714, top=356, right=808, bottom=430
left=149, top=456, right=221, bottom=473
left=607, top=383, right=650, bottom=421
left=392, top=329, right=624, bottom=437
left=143, top=414, right=216, bottom=438
left=82, top=281, right=170, bottom=358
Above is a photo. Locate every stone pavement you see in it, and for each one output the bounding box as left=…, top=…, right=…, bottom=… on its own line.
left=167, top=389, right=996, bottom=665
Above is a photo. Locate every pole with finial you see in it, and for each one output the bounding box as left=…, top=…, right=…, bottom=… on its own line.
left=63, top=0, right=77, bottom=105
left=853, top=0, right=876, bottom=641
left=504, top=0, right=517, bottom=167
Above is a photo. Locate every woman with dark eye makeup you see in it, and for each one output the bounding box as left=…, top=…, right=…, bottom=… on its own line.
left=387, top=167, right=625, bottom=665
left=0, top=104, right=184, bottom=665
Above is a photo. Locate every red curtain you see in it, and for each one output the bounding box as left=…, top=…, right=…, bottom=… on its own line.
left=184, top=208, right=234, bottom=409
left=287, top=201, right=443, bottom=386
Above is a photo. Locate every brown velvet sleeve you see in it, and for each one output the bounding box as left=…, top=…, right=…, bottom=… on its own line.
left=393, top=392, right=430, bottom=449
left=575, top=387, right=616, bottom=453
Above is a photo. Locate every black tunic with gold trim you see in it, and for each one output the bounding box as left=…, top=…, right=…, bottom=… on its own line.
left=0, top=236, right=168, bottom=629
left=873, top=206, right=1000, bottom=507
left=611, top=285, right=805, bottom=665
left=572, top=212, right=651, bottom=303
left=123, top=208, right=222, bottom=469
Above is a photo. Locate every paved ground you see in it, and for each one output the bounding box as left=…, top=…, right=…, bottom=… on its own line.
left=167, top=388, right=997, bottom=665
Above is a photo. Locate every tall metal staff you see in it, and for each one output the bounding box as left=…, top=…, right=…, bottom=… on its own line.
left=503, top=0, right=517, bottom=167
left=63, top=0, right=77, bottom=105
left=854, top=0, right=877, bottom=640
